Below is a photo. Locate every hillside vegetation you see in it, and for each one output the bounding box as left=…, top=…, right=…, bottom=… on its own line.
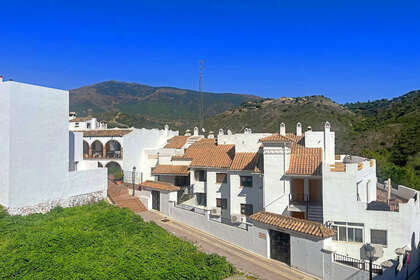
left=0, top=202, right=234, bottom=280
left=345, top=90, right=420, bottom=189
left=70, top=81, right=260, bottom=130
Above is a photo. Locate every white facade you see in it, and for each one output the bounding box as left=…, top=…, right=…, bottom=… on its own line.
left=148, top=123, right=420, bottom=279
left=0, top=80, right=107, bottom=215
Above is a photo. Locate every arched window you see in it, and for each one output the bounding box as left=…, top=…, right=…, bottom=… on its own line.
left=83, top=141, right=89, bottom=158
left=105, top=140, right=122, bottom=159
left=91, top=140, right=103, bottom=158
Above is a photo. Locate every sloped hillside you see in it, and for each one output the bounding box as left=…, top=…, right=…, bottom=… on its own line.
left=69, top=81, right=260, bottom=129
left=203, top=96, right=359, bottom=153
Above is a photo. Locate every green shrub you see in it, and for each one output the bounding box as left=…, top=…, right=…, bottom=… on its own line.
left=0, top=202, right=234, bottom=279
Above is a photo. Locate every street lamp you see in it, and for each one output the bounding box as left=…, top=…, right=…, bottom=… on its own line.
left=132, top=166, right=136, bottom=196
left=365, top=244, right=374, bottom=280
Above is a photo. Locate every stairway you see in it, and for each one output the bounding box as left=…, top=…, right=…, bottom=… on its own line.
left=108, top=180, right=147, bottom=213
left=307, top=204, right=323, bottom=223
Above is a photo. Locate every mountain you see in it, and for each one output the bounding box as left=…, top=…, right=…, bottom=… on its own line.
left=203, top=91, right=420, bottom=189
left=69, top=81, right=261, bottom=129
left=203, top=96, right=359, bottom=153
left=344, top=90, right=420, bottom=189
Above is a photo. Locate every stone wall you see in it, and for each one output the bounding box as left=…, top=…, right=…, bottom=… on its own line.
left=7, top=190, right=106, bottom=215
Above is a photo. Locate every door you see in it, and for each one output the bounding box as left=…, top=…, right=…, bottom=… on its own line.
left=152, top=190, right=160, bottom=211
left=270, top=230, right=290, bottom=265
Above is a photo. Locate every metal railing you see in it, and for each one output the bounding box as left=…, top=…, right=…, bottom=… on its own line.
left=333, top=253, right=383, bottom=275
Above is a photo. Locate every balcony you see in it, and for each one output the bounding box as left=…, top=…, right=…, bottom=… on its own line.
left=289, top=193, right=323, bottom=223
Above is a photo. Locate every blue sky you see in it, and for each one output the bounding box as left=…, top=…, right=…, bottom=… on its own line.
left=0, top=1, right=419, bottom=103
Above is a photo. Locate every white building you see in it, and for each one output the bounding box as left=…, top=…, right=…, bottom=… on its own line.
left=140, top=123, right=420, bottom=279
left=69, top=116, right=179, bottom=183
left=0, top=79, right=107, bottom=215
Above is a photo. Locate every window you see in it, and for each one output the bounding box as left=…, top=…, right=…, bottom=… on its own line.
left=216, top=198, right=227, bottom=209
left=371, top=229, right=387, bottom=246
left=216, top=173, right=227, bottom=184
left=87, top=123, right=91, bottom=129
left=75, top=122, right=79, bottom=128
left=240, top=176, right=253, bottom=188
left=331, top=222, right=364, bottom=243
left=175, top=176, right=188, bottom=187
left=194, top=170, right=206, bottom=182
left=196, top=193, right=207, bottom=206
left=240, top=204, right=253, bottom=216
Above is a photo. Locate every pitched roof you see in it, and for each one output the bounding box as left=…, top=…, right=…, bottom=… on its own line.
left=259, top=134, right=294, bottom=143
left=82, top=129, right=132, bottom=137
left=152, top=165, right=189, bottom=175
left=230, top=152, right=262, bottom=172
left=259, top=133, right=304, bottom=144
left=69, top=117, right=92, bottom=122
left=164, top=136, right=189, bottom=149
left=286, top=146, right=322, bottom=176
left=180, top=140, right=234, bottom=168
left=250, top=211, right=336, bottom=239
left=139, top=180, right=180, bottom=192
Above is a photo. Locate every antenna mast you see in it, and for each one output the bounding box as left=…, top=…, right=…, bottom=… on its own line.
left=199, top=60, right=204, bottom=128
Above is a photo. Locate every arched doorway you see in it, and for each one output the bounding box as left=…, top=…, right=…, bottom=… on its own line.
left=91, top=140, right=103, bottom=158
left=83, top=141, right=89, bottom=158
left=105, top=140, right=122, bottom=159
left=105, top=161, right=122, bottom=180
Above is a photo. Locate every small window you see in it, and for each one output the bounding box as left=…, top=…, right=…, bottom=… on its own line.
left=240, top=176, right=253, bottom=188
left=240, top=204, right=253, bottom=216
left=216, top=198, right=227, bottom=209
left=216, top=173, right=227, bottom=184
left=194, top=170, right=206, bottom=182
left=75, top=122, right=79, bottom=127
left=87, top=123, right=91, bottom=129
left=371, top=229, right=387, bottom=246
left=331, top=221, right=364, bottom=243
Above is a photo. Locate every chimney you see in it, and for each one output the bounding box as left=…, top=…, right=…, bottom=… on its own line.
left=0, top=75, right=3, bottom=83
left=208, top=131, right=214, bottom=139
left=185, top=129, right=191, bottom=136
left=387, top=178, right=391, bottom=205
left=193, top=127, right=199, bottom=136
left=296, top=122, right=302, bottom=136
left=280, top=123, right=286, bottom=136
left=323, top=121, right=334, bottom=164
left=307, top=126, right=312, bottom=131
left=218, top=128, right=224, bottom=135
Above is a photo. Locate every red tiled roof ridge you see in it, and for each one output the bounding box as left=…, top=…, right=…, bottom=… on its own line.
left=151, top=164, right=189, bottom=175
left=139, top=180, right=180, bottom=192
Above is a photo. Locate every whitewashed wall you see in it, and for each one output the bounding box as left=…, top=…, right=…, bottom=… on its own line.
left=6, top=82, right=69, bottom=208
left=263, top=143, right=290, bottom=214
left=217, top=133, right=270, bottom=152
left=0, top=83, right=10, bottom=207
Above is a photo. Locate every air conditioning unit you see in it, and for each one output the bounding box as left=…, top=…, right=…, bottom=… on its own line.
left=231, top=214, right=243, bottom=224
left=211, top=207, right=221, bottom=216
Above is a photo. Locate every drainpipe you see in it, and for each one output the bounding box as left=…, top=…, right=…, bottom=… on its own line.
left=283, top=142, right=286, bottom=194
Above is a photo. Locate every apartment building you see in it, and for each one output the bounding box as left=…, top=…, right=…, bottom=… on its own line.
left=69, top=116, right=178, bottom=183
left=138, top=122, right=420, bottom=279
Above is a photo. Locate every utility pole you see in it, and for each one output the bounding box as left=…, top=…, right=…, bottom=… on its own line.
left=199, top=60, right=204, bottom=129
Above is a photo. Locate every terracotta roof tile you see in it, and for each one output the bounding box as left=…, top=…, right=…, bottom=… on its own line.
left=164, top=136, right=189, bottom=149
left=250, top=211, right=335, bottom=239
left=70, top=117, right=92, bottom=122
left=180, top=140, right=234, bottom=168
left=259, top=134, right=294, bottom=143
left=230, top=152, right=262, bottom=172
left=82, top=129, right=132, bottom=137
left=286, top=147, right=322, bottom=176
left=152, top=165, right=189, bottom=175
left=139, top=180, right=180, bottom=192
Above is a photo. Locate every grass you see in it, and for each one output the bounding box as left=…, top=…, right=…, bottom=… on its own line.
left=0, top=202, right=235, bottom=280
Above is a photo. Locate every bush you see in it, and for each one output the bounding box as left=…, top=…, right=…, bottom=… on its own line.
left=0, top=202, right=234, bottom=279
